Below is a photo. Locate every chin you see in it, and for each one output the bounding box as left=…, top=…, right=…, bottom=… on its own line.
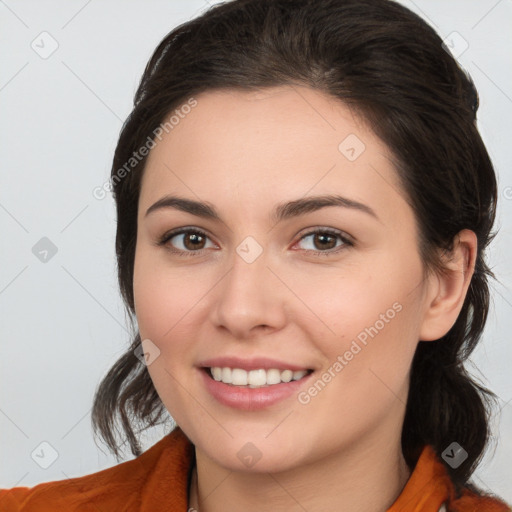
left=192, top=430, right=309, bottom=474
left=213, top=447, right=303, bottom=474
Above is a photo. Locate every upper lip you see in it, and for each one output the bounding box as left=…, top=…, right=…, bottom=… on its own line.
left=198, top=356, right=312, bottom=372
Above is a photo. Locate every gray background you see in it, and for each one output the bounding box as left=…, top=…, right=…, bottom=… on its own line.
left=1, top=0, right=511, bottom=503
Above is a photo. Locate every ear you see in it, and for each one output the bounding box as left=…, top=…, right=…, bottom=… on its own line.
left=419, top=229, right=477, bottom=342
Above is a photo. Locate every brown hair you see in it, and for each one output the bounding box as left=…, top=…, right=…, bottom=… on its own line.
left=91, top=0, right=499, bottom=495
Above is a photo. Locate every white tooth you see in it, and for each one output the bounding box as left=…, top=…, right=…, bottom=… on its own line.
left=280, top=369, right=293, bottom=383
left=231, top=368, right=248, bottom=385
left=292, top=370, right=307, bottom=381
left=214, top=366, right=306, bottom=386
left=221, top=367, right=232, bottom=384
left=248, top=369, right=267, bottom=386
left=266, top=368, right=282, bottom=385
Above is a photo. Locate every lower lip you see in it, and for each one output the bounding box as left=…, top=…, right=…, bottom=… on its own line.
left=199, top=369, right=313, bottom=411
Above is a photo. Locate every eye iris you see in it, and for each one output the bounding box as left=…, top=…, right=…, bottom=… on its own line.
left=314, top=233, right=336, bottom=250
left=184, top=232, right=205, bottom=250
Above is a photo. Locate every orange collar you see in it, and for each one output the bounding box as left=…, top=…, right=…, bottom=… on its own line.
left=387, top=444, right=452, bottom=511
left=388, top=444, right=510, bottom=511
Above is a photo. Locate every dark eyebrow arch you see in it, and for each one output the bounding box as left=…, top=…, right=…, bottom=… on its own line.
left=145, top=194, right=379, bottom=223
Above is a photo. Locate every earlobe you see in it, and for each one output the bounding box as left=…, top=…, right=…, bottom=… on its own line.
left=419, top=229, right=477, bottom=342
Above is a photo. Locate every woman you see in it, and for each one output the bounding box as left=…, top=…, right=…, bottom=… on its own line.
left=1, top=0, right=510, bottom=510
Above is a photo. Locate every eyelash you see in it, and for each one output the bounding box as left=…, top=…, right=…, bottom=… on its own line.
left=156, top=227, right=354, bottom=257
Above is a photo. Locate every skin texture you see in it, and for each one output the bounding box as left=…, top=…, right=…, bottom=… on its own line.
left=133, top=86, right=476, bottom=512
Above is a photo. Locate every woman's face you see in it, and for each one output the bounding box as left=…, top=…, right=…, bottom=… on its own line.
left=133, top=86, right=436, bottom=472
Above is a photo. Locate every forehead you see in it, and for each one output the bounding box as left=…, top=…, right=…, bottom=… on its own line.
left=139, top=86, right=407, bottom=224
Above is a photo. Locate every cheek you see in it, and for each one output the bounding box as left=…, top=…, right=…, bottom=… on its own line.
left=287, top=251, right=423, bottom=342
left=132, top=248, right=201, bottom=419
left=294, top=251, right=424, bottom=394
left=133, top=247, right=198, bottom=342
left=133, top=257, right=167, bottom=340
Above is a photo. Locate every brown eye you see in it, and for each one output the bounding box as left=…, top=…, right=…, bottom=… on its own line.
left=296, top=228, right=352, bottom=256
left=159, top=229, right=215, bottom=254
left=312, top=233, right=337, bottom=250
left=182, top=232, right=207, bottom=250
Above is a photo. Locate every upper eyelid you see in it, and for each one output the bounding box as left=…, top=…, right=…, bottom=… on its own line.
left=160, top=227, right=215, bottom=244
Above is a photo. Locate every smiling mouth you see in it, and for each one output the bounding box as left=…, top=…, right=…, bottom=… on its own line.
left=204, top=367, right=314, bottom=388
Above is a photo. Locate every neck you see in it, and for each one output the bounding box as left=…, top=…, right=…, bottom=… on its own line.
left=188, top=433, right=411, bottom=512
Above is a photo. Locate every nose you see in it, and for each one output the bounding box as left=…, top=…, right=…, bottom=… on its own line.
left=210, top=247, right=288, bottom=340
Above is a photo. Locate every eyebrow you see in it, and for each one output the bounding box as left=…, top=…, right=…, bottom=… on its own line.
left=144, top=194, right=379, bottom=223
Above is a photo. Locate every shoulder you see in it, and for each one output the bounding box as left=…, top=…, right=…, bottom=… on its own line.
left=0, top=428, right=193, bottom=512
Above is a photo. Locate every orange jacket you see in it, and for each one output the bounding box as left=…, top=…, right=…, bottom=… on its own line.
left=1, top=428, right=509, bottom=511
